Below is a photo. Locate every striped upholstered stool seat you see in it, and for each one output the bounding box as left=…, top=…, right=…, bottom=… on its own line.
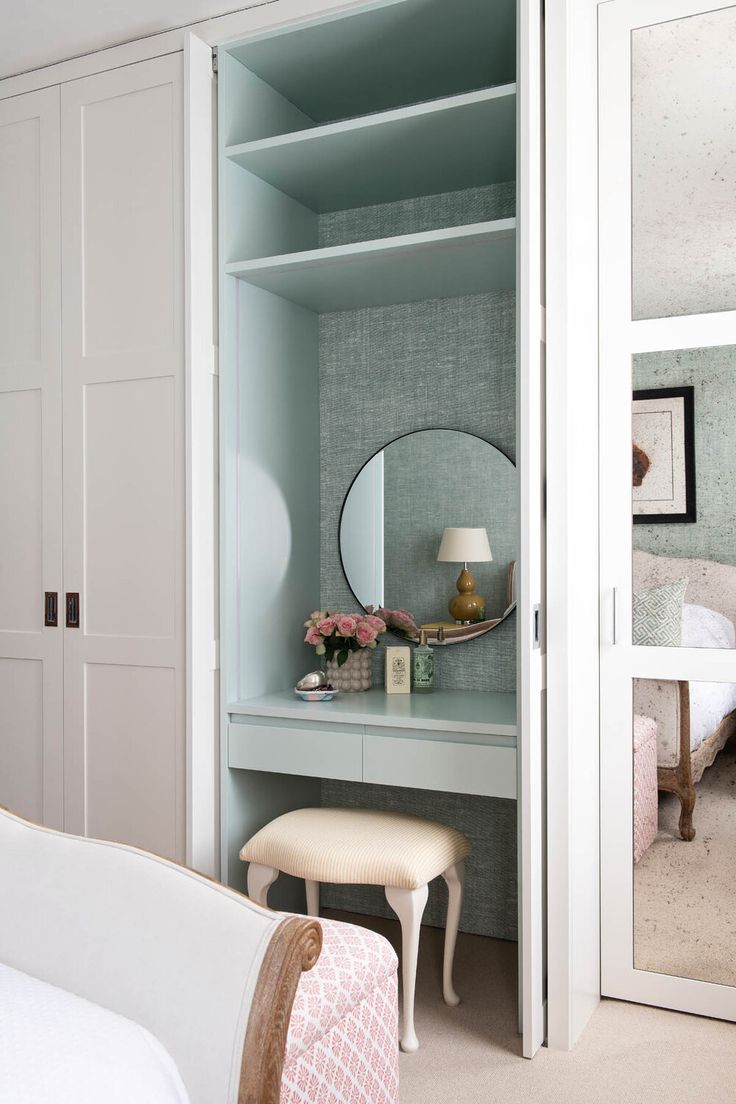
left=240, top=807, right=471, bottom=1052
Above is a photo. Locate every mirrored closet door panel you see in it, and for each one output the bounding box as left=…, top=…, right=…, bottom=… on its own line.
left=600, top=0, right=736, bottom=1021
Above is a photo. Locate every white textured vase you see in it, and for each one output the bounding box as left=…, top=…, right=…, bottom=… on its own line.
left=326, top=648, right=373, bottom=692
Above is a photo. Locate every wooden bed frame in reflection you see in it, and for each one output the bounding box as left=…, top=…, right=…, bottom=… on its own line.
left=659, top=682, right=736, bottom=842
left=634, top=549, right=736, bottom=843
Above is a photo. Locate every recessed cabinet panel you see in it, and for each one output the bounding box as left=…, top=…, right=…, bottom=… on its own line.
left=228, top=722, right=363, bottom=782
left=80, top=82, right=177, bottom=356
left=61, top=57, right=185, bottom=861
left=632, top=8, right=736, bottom=319
left=84, top=376, right=176, bottom=639
left=0, top=388, right=42, bottom=631
left=84, top=663, right=181, bottom=855
left=0, top=116, right=41, bottom=366
left=0, top=88, right=63, bottom=832
left=364, top=732, right=517, bottom=799
left=0, top=658, right=43, bottom=821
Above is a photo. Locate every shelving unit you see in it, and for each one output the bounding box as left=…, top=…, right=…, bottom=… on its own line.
left=218, top=0, right=521, bottom=925
left=223, top=0, right=516, bottom=142
left=225, top=220, right=516, bottom=311
left=224, top=86, right=516, bottom=211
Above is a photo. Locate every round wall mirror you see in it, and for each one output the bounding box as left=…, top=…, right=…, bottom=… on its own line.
left=339, top=429, right=518, bottom=644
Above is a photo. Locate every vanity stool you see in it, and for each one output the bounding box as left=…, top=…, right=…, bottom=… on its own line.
left=240, top=807, right=471, bottom=1053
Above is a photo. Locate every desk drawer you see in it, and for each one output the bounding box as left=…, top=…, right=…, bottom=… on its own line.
left=228, top=722, right=362, bottom=782
left=363, top=732, right=516, bottom=799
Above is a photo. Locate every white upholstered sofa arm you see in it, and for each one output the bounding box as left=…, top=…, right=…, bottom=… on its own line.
left=0, top=807, right=321, bottom=1104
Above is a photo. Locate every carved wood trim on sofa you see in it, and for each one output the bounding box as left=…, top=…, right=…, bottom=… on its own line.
left=239, top=915, right=323, bottom=1104
left=0, top=804, right=323, bottom=1104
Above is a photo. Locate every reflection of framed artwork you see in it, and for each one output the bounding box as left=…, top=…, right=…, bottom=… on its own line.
left=632, top=386, right=696, bottom=524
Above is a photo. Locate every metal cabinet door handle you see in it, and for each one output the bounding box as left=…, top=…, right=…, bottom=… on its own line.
left=44, top=592, right=58, bottom=627
left=65, top=592, right=80, bottom=628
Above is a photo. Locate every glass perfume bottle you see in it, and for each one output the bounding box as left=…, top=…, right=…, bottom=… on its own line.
left=413, top=629, right=434, bottom=692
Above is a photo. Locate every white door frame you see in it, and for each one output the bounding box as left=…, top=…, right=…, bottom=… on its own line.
left=184, top=33, right=219, bottom=877
left=545, top=0, right=602, bottom=1051
left=517, top=0, right=547, bottom=1059
left=599, top=0, right=736, bottom=1022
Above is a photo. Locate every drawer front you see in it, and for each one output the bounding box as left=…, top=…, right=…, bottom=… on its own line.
left=228, top=722, right=363, bottom=782
left=363, top=733, right=516, bottom=799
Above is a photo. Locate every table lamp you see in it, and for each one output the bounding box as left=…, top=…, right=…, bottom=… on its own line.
left=437, top=527, right=492, bottom=623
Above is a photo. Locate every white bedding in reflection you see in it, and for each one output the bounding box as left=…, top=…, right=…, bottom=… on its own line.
left=689, top=681, right=736, bottom=751
left=683, top=604, right=736, bottom=750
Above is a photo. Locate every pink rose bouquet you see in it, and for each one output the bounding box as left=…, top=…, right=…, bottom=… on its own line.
left=365, top=605, right=420, bottom=642
left=303, top=609, right=387, bottom=666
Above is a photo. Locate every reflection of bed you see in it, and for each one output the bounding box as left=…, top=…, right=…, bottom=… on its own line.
left=634, top=550, right=736, bottom=841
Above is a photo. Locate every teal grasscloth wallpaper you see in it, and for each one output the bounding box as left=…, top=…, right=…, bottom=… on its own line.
left=315, top=183, right=519, bottom=938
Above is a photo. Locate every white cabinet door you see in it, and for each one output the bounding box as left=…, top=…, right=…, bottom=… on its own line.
left=60, top=56, right=186, bottom=861
left=600, top=0, right=736, bottom=1022
left=0, top=88, right=63, bottom=828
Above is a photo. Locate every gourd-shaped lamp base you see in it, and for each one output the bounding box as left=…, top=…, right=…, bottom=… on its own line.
left=448, top=565, right=486, bottom=624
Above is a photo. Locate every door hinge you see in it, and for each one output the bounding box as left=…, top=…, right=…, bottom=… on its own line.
left=211, top=344, right=219, bottom=376
left=211, top=50, right=218, bottom=74
left=212, top=639, right=220, bottom=671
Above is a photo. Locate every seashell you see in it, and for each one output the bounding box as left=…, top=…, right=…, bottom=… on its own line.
left=296, top=670, right=327, bottom=691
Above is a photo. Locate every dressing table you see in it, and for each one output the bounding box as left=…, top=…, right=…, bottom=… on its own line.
left=228, top=690, right=517, bottom=800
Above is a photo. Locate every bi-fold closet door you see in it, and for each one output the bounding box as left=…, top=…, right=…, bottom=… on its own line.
left=0, top=88, right=63, bottom=829
left=600, top=0, right=736, bottom=1021
left=0, top=56, right=186, bottom=862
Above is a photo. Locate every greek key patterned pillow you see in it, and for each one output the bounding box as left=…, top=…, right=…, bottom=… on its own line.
left=633, top=577, right=688, bottom=647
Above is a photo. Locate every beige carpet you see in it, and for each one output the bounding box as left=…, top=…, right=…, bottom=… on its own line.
left=634, top=736, right=736, bottom=985
left=325, top=909, right=736, bottom=1103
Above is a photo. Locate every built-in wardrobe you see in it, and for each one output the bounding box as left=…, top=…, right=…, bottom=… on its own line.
left=0, top=58, right=187, bottom=863
left=217, top=0, right=546, bottom=1055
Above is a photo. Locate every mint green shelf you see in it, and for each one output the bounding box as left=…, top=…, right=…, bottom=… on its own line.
left=225, top=219, right=516, bottom=312
left=228, top=688, right=517, bottom=740
left=226, top=0, right=516, bottom=127
left=225, top=86, right=516, bottom=212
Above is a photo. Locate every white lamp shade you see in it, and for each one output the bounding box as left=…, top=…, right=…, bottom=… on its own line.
left=437, top=527, right=493, bottom=563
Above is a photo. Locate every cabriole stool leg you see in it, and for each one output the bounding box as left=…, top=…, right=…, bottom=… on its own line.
left=385, top=882, right=429, bottom=1053
left=247, top=862, right=279, bottom=907
left=441, top=861, right=465, bottom=1006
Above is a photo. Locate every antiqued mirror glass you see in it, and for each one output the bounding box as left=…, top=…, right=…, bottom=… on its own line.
left=632, top=8, right=736, bottom=319
left=631, top=345, right=736, bottom=649
left=633, top=676, right=736, bottom=986
left=339, top=429, right=517, bottom=644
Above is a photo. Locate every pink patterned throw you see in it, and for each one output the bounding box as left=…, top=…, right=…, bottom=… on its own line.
left=633, top=714, right=658, bottom=862
left=282, top=917, right=399, bottom=1104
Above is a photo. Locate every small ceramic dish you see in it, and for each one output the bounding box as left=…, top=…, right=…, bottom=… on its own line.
left=294, top=687, right=338, bottom=702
